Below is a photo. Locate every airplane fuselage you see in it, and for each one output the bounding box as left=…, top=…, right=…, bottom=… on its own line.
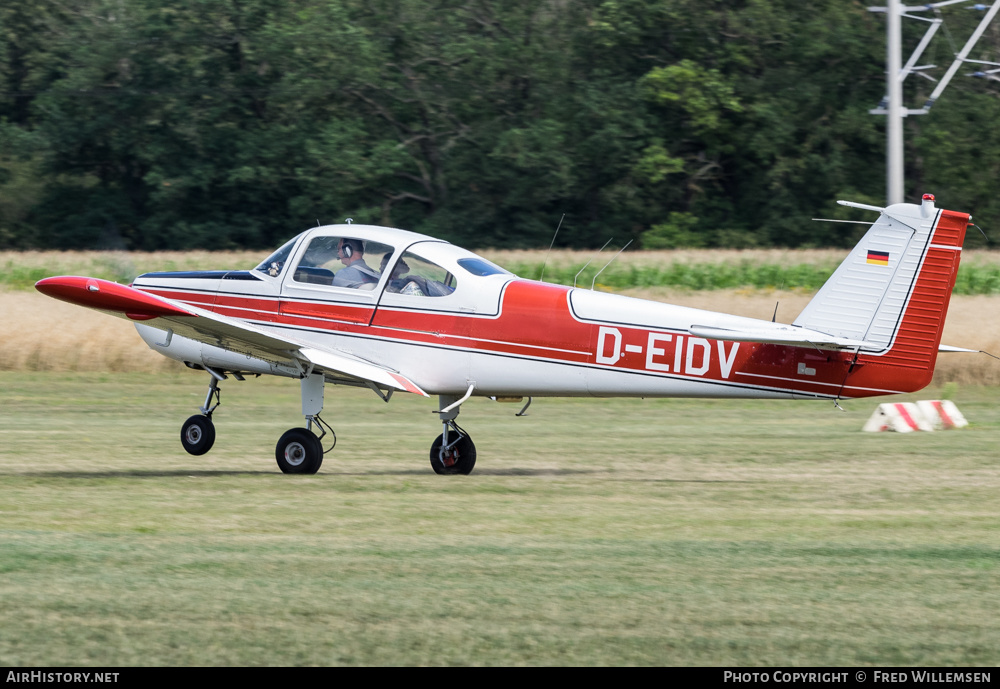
left=134, top=273, right=917, bottom=402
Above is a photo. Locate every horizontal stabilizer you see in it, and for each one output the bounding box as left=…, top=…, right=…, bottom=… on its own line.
left=688, top=324, right=869, bottom=350
left=938, top=344, right=979, bottom=353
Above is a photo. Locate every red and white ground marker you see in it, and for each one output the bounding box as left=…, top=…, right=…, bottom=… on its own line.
left=862, top=402, right=935, bottom=433
left=915, top=400, right=969, bottom=430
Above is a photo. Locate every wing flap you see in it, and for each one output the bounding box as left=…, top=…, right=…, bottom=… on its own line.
left=299, top=347, right=428, bottom=396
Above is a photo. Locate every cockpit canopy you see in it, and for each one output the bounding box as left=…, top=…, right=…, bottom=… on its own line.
left=254, top=225, right=512, bottom=305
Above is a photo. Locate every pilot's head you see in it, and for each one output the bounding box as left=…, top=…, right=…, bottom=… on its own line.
left=338, top=238, right=364, bottom=265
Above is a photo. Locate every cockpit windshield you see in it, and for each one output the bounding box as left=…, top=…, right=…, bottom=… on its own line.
left=254, top=236, right=299, bottom=278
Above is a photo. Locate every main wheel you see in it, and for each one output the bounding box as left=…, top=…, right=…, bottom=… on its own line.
left=429, top=432, right=476, bottom=475
left=181, top=415, right=216, bottom=456
left=275, top=428, right=323, bottom=474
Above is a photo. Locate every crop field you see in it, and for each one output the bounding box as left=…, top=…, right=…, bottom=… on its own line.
left=1, top=249, right=999, bottom=665
left=6, top=247, right=1000, bottom=294
left=1, top=373, right=998, bottom=666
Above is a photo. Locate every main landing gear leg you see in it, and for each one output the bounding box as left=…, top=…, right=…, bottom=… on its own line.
left=275, top=372, right=328, bottom=475
left=430, top=389, right=476, bottom=475
left=180, top=372, right=222, bottom=456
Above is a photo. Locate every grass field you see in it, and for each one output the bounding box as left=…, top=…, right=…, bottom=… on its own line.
left=1, top=372, right=998, bottom=666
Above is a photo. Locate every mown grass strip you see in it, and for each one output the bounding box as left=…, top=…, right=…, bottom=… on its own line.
left=1, top=373, right=998, bottom=666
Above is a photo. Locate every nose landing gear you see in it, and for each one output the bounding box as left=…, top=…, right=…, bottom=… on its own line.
left=181, top=373, right=223, bottom=456
left=181, top=414, right=216, bottom=455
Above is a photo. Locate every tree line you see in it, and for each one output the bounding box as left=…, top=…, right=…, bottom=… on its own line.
left=2, top=0, right=999, bottom=252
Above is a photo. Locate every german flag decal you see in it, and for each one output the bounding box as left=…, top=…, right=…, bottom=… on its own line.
left=866, top=249, right=890, bottom=266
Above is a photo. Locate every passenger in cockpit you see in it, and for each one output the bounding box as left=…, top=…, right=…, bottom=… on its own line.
left=333, top=238, right=379, bottom=288
left=380, top=252, right=411, bottom=293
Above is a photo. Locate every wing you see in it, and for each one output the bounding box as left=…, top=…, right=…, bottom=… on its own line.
left=35, top=276, right=428, bottom=397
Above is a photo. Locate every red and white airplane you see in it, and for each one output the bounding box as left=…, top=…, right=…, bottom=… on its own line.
left=36, top=194, right=971, bottom=475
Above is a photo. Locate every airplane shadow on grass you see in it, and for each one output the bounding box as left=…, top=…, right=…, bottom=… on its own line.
left=2, top=467, right=752, bottom=482
left=5, top=467, right=604, bottom=479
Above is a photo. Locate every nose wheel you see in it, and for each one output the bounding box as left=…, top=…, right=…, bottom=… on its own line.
left=181, top=414, right=216, bottom=455
left=181, top=373, right=223, bottom=456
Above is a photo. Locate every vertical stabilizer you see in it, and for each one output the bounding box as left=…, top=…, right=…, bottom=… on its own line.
left=794, top=195, right=968, bottom=390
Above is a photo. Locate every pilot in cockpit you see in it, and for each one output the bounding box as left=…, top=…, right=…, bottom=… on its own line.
left=332, top=238, right=379, bottom=289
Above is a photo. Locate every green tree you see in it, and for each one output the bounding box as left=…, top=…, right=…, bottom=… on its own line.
left=2, top=0, right=996, bottom=251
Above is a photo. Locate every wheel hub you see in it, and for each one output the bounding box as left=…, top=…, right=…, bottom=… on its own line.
left=284, top=441, right=307, bottom=467
left=441, top=448, right=458, bottom=467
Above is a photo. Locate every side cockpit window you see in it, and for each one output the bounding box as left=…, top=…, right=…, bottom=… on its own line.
left=382, top=251, right=456, bottom=297
left=292, top=236, right=392, bottom=290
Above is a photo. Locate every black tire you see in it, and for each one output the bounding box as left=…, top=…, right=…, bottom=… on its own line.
left=429, top=432, right=476, bottom=475
left=275, top=428, right=323, bottom=474
left=304, top=432, right=324, bottom=475
left=181, top=415, right=216, bottom=456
